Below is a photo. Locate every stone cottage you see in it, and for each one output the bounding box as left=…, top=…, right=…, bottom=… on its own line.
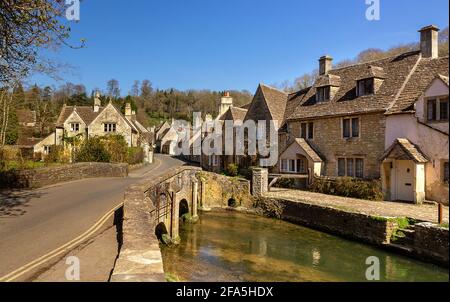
left=34, top=92, right=153, bottom=163
left=276, top=25, right=448, bottom=204
left=381, top=26, right=448, bottom=204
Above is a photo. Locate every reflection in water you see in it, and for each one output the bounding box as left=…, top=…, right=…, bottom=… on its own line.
left=160, top=211, right=449, bottom=282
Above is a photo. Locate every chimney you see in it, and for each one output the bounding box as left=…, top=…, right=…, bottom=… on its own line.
left=419, top=25, right=439, bottom=59
left=319, top=55, right=333, bottom=75
left=93, top=91, right=101, bottom=112
left=125, top=103, right=132, bottom=117
left=219, top=91, right=233, bottom=117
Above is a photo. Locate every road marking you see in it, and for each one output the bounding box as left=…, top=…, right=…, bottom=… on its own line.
left=140, top=158, right=162, bottom=177
left=0, top=202, right=124, bottom=282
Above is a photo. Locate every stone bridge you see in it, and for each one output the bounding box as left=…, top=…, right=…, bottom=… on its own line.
left=110, top=166, right=202, bottom=281
left=110, top=165, right=253, bottom=282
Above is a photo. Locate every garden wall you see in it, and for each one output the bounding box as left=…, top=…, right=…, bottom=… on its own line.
left=0, top=162, right=128, bottom=189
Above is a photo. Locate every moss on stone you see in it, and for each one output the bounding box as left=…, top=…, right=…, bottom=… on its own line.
left=165, top=272, right=181, bottom=282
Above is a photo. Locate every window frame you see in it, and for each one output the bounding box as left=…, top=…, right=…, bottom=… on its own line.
left=70, top=123, right=80, bottom=132
left=317, top=86, right=331, bottom=102
left=337, top=157, right=364, bottom=179
left=426, top=96, right=448, bottom=122
left=104, top=123, right=117, bottom=133
left=300, top=122, right=314, bottom=140
left=357, top=78, right=375, bottom=96
left=342, top=117, right=360, bottom=139
left=443, top=161, right=449, bottom=185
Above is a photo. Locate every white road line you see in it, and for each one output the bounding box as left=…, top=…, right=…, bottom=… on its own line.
left=0, top=202, right=123, bottom=282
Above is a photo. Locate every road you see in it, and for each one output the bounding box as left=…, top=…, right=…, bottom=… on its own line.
left=0, top=155, right=185, bottom=280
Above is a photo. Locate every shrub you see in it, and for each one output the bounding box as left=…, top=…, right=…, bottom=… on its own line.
left=310, top=177, right=383, bottom=201
left=273, top=178, right=296, bottom=189
left=226, top=163, right=239, bottom=177
left=44, top=145, right=67, bottom=164
left=74, top=137, right=111, bottom=163
left=127, top=147, right=144, bottom=165
left=102, top=135, right=128, bottom=163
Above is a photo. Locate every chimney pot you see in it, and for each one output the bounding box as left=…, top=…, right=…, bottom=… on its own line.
left=319, top=55, right=333, bottom=75
left=419, top=25, right=439, bottom=59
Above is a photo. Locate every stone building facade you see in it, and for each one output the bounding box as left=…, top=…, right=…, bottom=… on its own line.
left=35, top=93, right=152, bottom=163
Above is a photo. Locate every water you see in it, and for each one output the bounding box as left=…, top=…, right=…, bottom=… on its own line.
left=161, top=211, right=449, bottom=282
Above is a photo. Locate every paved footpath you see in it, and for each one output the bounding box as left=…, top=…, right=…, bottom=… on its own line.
left=0, top=155, right=185, bottom=281
left=267, top=188, right=449, bottom=224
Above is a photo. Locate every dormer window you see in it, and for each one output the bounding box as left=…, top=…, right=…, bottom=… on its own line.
left=357, top=78, right=374, bottom=96
left=427, top=97, right=449, bottom=122
left=317, top=86, right=330, bottom=102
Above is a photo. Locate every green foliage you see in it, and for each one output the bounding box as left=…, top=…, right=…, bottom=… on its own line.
left=102, top=135, right=128, bottom=163
left=5, top=110, right=19, bottom=145
left=225, top=163, right=239, bottom=177
left=310, top=177, right=384, bottom=201
left=273, top=178, right=296, bottom=189
left=44, top=145, right=68, bottom=164
left=127, top=147, right=144, bottom=165
left=74, top=137, right=111, bottom=163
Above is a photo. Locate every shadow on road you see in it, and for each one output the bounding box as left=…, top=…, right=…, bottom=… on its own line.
left=0, top=189, right=45, bottom=218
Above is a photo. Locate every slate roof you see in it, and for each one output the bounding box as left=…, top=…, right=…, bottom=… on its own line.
left=245, top=84, right=289, bottom=125
left=387, top=56, right=449, bottom=114
left=286, top=51, right=424, bottom=120
left=381, top=138, right=429, bottom=163
left=280, top=138, right=324, bottom=162
left=220, top=107, right=248, bottom=122
left=56, top=105, right=105, bottom=127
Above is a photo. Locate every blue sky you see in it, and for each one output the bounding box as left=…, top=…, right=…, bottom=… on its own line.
left=31, top=0, right=449, bottom=95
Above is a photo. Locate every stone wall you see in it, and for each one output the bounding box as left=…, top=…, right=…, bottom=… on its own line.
left=413, top=222, right=449, bottom=266
left=0, top=163, right=128, bottom=189
left=198, top=171, right=253, bottom=209
left=255, top=197, right=398, bottom=245
left=288, top=112, right=386, bottom=179
left=111, top=166, right=202, bottom=282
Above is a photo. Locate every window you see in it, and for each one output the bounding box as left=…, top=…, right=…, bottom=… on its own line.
left=357, top=78, right=374, bottom=96
left=427, top=97, right=449, bottom=122
left=338, top=158, right=364, bottom=178
left=281, top=159, right=288, bottom=172
left=427, top=99, right=437, bottom=121
left=343, top=118, right=360, bottom=139
left=70, top=123, right=80, bottom=132
left=317, top=86, right=330, bottom=102
left=104, top=123, right=117, bottom=133
left=338, top=158, right=346, bottom=177
left=308, top=122, right=314, bottom=139
left=289, top=160, right=296, bottom=173
left=444, top=162, right=449, bottom=184
left=439, top=98, right=449, bottom=121
left=44, top=146, right=52, bottom=155
left=301, top=123, right=307, bottom=139
left=297, top=158, right=307, bottom=174
left=355, top=159, right=364, bottom=178
left=351, top=118, right=360, bottom=138
left=300, top=122, right=314, bottom=140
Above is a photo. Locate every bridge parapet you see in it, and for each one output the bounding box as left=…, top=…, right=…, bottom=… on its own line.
left=111, top=166, right=202, bottom=282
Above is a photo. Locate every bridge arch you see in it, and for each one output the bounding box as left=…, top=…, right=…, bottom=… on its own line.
left=179, top=199, right=190, bottom=218
left=155, top=222, right=169, bottom=242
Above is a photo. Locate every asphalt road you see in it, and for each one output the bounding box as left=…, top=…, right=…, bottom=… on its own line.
left=0, top=155, right=185, bottom=279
